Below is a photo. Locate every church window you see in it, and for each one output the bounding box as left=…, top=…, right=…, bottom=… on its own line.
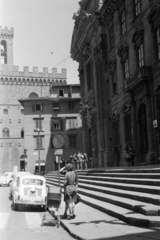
left=137, top=43, right=144, bottom=67
left=135, top=0, right=141, bottom=17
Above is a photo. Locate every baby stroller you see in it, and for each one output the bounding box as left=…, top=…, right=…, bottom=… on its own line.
left=41, top=175, right=62, bottom=227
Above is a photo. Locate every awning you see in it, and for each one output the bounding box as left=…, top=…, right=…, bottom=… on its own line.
left=35, top=163, right=45, bottom=166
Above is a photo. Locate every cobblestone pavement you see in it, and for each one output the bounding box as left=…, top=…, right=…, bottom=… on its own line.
left=0, top=187, right=74, bottom=240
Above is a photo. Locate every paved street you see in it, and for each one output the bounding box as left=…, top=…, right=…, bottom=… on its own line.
left=0, top=187, right=74, bottom=240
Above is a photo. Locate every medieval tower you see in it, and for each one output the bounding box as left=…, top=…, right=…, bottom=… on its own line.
left=0, top=26, right=67, bottom=173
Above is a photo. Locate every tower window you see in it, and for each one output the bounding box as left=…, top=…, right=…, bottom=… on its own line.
left=3, top=109, right=8, bottom=114
left=2, top=128, right=9, bottom=138
left=21, top=129, right=24, bottom=138
left=0, top=40, right=7, bottom=64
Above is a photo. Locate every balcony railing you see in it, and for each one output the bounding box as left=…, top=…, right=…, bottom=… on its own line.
left=127, top=66, right=152, bottom=89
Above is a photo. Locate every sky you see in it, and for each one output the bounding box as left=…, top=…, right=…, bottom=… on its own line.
left=0, top=0, right=79, bottom=84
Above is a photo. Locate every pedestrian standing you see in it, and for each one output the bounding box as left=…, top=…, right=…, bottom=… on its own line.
left=125, top=144, right=131, bottom=167
left=129, top=145, right=136, bottom=166
left=63, top=163, right=78, bottom=220
left=73, top=153, right=78, bottom=170
left=77, top=151, right=83, bottom=170
left=83, top=153, right=88, bottom=169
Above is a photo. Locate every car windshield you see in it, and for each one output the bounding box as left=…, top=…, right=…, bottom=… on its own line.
left=22, top=178, right=43, bottom=186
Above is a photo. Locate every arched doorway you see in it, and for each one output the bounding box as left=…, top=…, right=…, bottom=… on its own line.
left=138, top=103, right=148, bottom=162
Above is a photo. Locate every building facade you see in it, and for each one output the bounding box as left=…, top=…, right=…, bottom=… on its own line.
left=71, top=0, right=160, bottom=167
left=0, top=26, right=67, bottom=173
left=19, top=84, right=82, bottom=174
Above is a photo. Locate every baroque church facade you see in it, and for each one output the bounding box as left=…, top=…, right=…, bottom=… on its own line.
left=0, top=26, right=67, bottom=173
left=71, top=0, right=160, bottom=167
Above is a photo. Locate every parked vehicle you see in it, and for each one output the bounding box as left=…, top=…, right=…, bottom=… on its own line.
left=12, top=175, right=47, bottom=211
left=10, top=171, right=31, bottom=200
left=0, top=172, right=14, bottom=186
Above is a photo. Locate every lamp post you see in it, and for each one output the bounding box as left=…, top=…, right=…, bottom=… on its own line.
left=34, top=128, right=44, bottom=174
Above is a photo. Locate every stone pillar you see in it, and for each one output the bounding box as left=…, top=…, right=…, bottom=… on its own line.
left=132, top=99, right=139, bottom=164
left=146, top=95, right=155, bottom=163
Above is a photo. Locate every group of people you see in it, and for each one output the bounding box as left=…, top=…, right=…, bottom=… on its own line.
left=61, top=151, right=91, bottom=170
left=124, top=144, right=136, bottom=167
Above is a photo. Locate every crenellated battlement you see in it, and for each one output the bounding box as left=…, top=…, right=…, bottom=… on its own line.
left=0, top=26, right=14, bottom=39
left=0, top=64, right=67, bottom=77
left=0, top=65, right=67, bottom=86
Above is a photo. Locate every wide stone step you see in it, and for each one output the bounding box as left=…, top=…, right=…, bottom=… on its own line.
left=46, top=177, right=160, bottom=207
left=77, top=175, right=160, bottom=186
left=79, top=194, right=160, bottom=227
left=45, top=178, right=160, bottom=227
left=45, top=173, right=160, bottom=193
left=78, top=172, right=160, bottom=179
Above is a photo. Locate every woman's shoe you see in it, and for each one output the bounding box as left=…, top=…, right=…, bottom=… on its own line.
left=67, top=215, right=73, bottom=220
left=72, top=214, right=75, bottom=219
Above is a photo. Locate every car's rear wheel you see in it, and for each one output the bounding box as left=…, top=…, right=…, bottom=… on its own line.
left=12, top=199, right=18, bottom=211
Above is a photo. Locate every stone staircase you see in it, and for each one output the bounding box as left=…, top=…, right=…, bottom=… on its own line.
left=44, top=167, right=160, bottom=227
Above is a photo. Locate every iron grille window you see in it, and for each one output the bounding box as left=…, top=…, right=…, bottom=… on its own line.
left=156, top=26, right=160, bottom=60
left=69, top=135, right=77, bottom=148
left=35, top=136, right=43, bottom=149
left=124, top=113, right=132, bottom=143
left=138, top=43, right=144, bottom=67
left=135, top=0, right=141, bottom=16
left=112, top=120, right=120, bottom=146
left=121, top=10, right=126, bottom=35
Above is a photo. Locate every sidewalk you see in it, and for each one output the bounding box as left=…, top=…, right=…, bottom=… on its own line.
left=58, top=201, right=160, bottom=240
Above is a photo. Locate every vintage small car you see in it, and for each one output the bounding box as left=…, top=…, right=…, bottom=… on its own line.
left=10, top=171, right=31, bottom=200
left=0, top=172, right=14, bottom=186
left=12, top=174, right=47, bottom=211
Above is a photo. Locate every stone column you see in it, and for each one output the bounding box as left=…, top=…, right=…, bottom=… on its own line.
left=146, top=95, right=155, bottom=163
left=132, top=98, right=139, bottom=164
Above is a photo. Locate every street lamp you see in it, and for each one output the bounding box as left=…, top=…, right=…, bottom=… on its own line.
left=34, top=128, right=44, bottom=174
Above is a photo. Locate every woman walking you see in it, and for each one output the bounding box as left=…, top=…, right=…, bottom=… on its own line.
left=63, top=163, right=78, bottom=220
